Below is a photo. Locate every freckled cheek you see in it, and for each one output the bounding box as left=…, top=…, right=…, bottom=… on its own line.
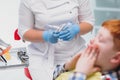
left=96, top=45, right=103, bottom=57
left=98, top=46, right=106, bottom=54
left=96, top=49, right=105, bottom=62
left=97, top=47, right=109, bottom=61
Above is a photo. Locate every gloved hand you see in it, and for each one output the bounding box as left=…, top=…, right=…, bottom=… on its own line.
left=42, top=30, right=59, bottom=43
left=59, top=23, right=80, bottom=41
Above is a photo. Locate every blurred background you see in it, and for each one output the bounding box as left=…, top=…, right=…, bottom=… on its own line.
left=0, top=0, right=120, bottom=80
left=0, top=0, right=28, bottom=80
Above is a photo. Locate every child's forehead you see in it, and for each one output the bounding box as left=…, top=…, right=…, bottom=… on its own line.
left=98, top=27, right=105, bottom=32
left=98, top=27, right=110, bottom=34
left=96, top=27, right=113, bottom=40
left=97, top=27, right=106, bottom=35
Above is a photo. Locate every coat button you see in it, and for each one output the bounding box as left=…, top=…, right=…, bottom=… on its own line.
left=69, top=11, right=72, bottom=14
left=67, top=2, right=69, bottom=4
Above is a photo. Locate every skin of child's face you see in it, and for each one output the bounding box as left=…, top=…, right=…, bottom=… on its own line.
left=91, top=27, right=117, bottom=71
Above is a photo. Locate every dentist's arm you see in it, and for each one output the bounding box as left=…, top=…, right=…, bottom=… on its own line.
left=23, top=29, right=59, bottom=43
left=59, top=22, right=93, bottom=41
left=79, top=22, right=93, bottom=35
left=23, top=29, right=44, bottom=42
left=18, top=0, right=59, bottom=43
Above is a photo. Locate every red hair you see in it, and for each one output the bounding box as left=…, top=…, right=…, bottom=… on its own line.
left=102, top=19, right=120, bottom=50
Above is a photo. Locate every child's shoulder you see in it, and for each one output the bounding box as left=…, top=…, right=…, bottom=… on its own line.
left=56, top=71, right=73, bottom=80
left=87, top=72, right=101, bottom=80
left=56, top=70, right=102, bottom=80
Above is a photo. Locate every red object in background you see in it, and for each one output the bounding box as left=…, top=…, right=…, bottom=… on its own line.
left=14, top=29, right=32, bottom=80
left=24, top=68, right=32, bottom=80
left=14, top=29, right=21, bottom=40
left=106, top=78, right=111, bottom=80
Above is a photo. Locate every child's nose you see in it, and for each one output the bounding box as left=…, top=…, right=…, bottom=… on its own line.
left=90, top=38, right=99, bottom=45
left=90, top=37, right=96, bottom=44
left=90, top=39, right=94, bottom=44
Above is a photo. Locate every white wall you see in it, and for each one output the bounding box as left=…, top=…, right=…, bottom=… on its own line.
left=0, top=0, right=27, bottom=47
left=0, top=0, right=19, bottom=42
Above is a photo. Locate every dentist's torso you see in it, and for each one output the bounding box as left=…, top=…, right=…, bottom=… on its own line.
left=26, top=0, right=86, bottom=80
left=28, top=0, right=85, bottom=65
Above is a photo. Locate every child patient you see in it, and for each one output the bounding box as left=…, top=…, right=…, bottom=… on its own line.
left=53, top=19, right=120, bottom=80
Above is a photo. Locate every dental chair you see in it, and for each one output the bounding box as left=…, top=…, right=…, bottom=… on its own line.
left=14, top=29, right=32, bottom=80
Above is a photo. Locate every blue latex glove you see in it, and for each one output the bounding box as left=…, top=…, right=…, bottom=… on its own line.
left=59, top=23, right=80, bottom=41
left=42, top=30, right=59, bottom=43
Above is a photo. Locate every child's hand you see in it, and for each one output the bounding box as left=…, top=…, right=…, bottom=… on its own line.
left=75, top=44, right=101, bottom=76
left=64, top=53, right=81, bottom=71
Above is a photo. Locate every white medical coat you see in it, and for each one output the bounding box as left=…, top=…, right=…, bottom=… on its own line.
left=18, top=0, right=94, bottom=80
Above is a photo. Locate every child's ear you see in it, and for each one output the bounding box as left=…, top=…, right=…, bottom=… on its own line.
left=110, top=52, right=120, bottom=64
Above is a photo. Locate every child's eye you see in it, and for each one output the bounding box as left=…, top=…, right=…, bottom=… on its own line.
left=98, top=34, right=104, bottom=42
left=99, top=36, right=106, bottom=43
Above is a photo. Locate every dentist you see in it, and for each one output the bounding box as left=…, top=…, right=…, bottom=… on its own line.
left=18, top=0, right=95, bottom=80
